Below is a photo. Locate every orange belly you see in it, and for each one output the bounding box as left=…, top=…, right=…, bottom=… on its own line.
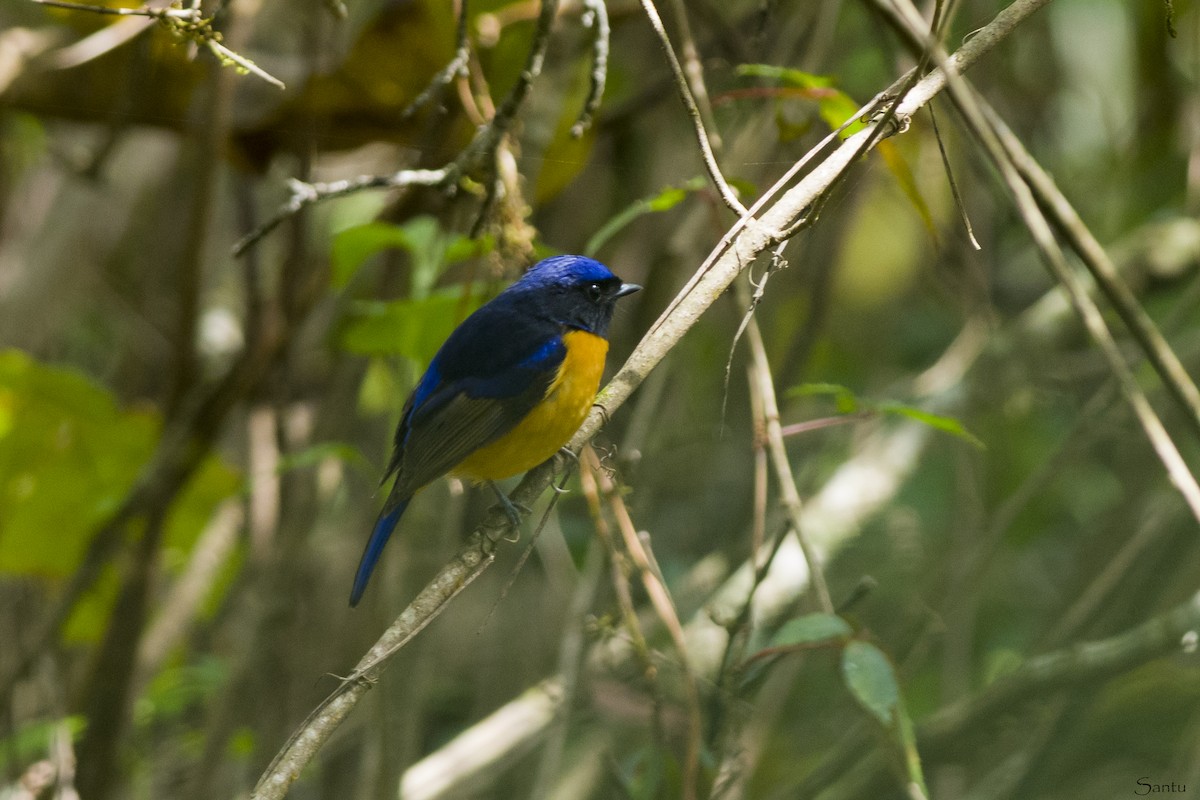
left=453, top=330, right=608, bottom=481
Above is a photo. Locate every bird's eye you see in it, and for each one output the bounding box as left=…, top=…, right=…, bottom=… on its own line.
left=586, top=282, right=604, bottom=301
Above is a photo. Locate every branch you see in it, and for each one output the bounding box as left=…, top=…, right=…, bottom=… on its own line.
left=232, top=171, right=448, bottom=256
left=250, top=527, right=503, bottom=800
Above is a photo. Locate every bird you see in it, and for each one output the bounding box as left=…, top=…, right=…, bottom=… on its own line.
left=350, top=254, right=642, bottom=606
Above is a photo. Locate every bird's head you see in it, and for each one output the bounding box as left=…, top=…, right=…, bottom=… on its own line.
left=507, top=255, right=641, bottom=337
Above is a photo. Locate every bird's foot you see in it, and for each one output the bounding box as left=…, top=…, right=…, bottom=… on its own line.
left=487, top=481, right=530, bottom=531
left=549, top=447, right=579, bottom=494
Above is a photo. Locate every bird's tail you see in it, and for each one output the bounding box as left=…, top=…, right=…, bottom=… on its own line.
left=350, top=498, right=410, bottom=607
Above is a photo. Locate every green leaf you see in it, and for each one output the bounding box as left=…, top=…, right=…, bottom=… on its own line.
left=584, top=177, right=708, bottom=257
left=735, top=64, right=832, bottom=89
left=842, top=640, right=900, bottom=726
left=336, top=287, right=484, bottom=363
left=331, top=218, right=493, bottom=294
left=878, top=141, right=939, bottom=248
left=788, top=382, right=860, bottom=414
left=331, top=222, right=414, bottom=288
left=786, top=382, right=983, bottom=448
left=877, top=402, right=985, bottom=448
left=841, top=639, right=930, bottom=797
left=736, top=64, right=866, bottom=138
left=0, top=350, right=238, bottom=583
left=770, top=613, right=853, bottom=647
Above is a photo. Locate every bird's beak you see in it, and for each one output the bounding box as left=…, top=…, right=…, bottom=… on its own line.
left=615, top=282, right=642, bottom=298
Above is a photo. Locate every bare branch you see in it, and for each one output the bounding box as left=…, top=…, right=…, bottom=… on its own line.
left=571, top=0, right=610, bottom=138
left=29, top=0, right=286, bottom=88
left=401, top=0, right=472, bottom=120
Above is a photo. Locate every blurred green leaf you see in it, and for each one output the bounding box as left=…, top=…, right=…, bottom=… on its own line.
left=331, top=218, right=493, bottom=294
left=788, top=382, right=860, bottom=414
left=358, top=357, right=409, bottom=416
left=336, top=287, right=484, bottom=363
left=135, top=656, right=227, bottom=727
left=788, top=383, right=983, bottom=447
left=876, top=402, right=985, bottom=449
left=331, top=222, right=415, bottom=289
left=877, top=140, right=939, bottom=247
left=842, top=640, right=900, bottom=726
left=0, top=350, right=238, bottom=582
left=842, top=640, right=929, bottom=796
left=770, top=612, right=853, bottom=647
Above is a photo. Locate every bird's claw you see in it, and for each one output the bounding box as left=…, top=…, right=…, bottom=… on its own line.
left=487, top=481, right=530, bottom=529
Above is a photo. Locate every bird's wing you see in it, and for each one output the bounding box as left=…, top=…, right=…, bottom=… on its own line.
left=386, top=306, right=566, bottom=494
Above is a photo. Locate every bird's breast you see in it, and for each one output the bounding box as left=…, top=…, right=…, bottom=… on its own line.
left=453, top=330, right=608, bottom=481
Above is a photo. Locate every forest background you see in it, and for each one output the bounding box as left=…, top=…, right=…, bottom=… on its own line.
left=1, top=0, right=1200, bottom=799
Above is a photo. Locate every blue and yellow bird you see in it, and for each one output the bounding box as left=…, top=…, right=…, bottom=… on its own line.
left=350, top=255, right=641, bottom=606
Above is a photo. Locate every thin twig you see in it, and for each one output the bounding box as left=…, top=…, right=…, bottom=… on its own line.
left=232, top=170, right=448, bottom=256
left=579, top=451, right=668, bottom=747
left=571, top=0, right=610, bottom=137
left=665, top=0, right=722, bottom=153
left=984, top=103, right=1200, bottom=441
left=637, top=0, right=746, bottom=215
left=402, top=0, right=472, bottom=120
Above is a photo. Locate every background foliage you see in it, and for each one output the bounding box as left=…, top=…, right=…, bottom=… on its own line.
left=2, top=0, right=1200, bottom=798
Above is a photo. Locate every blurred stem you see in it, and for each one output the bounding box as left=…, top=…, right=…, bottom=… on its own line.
left=74, top=507, right=167, bottom=800
left=987, top=102, right=1200, bottom=441
left=585, top=446, right=703, bottom=800
left=579, top=450, right=669, bottom=757
left=736, top=279, right=834, bottom=614
left=530, top=535, right=606, bottom=800
left=168, top=49, right=235, bottom=413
